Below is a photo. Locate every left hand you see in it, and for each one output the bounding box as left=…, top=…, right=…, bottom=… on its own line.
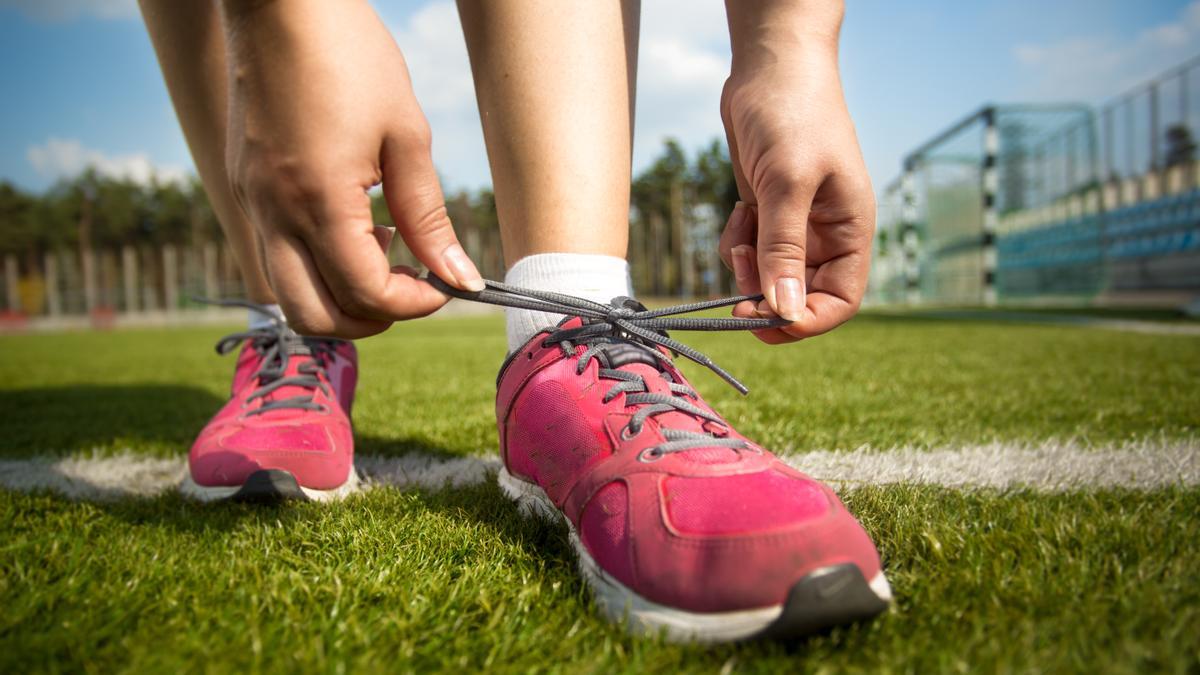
left=717, top=47, right=876, bottom=343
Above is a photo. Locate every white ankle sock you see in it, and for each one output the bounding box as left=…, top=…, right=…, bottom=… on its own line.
left=504, top=253, right=632, bottom=351
left=248, top=303, right=285, bottom=330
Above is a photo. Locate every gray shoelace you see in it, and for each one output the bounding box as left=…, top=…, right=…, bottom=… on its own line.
left=200, top=299, right=340, bottom=416
left=428, top=274, right=789, bottom=462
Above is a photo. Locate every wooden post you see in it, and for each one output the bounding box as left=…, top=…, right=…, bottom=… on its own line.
left=650, top=211, right=666, bottom=297
left=122, top=245, right=139, bottom=313
left=138, top=248, right=153, bottom=311
left=465, top=227, right=481, bottom=269
left=670, top=179, right=693, bottom=298
left=628, top=214, right=644, bottom=295
left=78, top=192, right=97, bottom=313
left=3, top=254, right=19, bottom=312
left=162, top=244, right=179, bottom=314
left=706, top=217, right=722, bottom=298
left=203, top=241, right=219, bottom=306
left=81, top=248, right=98, bottom=313
left=44, top=252, right=61, bottom=316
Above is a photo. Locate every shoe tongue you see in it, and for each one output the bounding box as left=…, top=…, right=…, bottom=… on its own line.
left=556, top=315, right=586, bottom=331
left=255, top=351, right=323, bottom=420
left=597, top=341, right=661, bottom=369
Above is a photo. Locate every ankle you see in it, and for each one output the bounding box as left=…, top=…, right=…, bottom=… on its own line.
left=503, top=253, right=631, bottom=350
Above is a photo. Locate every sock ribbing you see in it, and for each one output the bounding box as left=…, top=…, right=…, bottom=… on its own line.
left=247, top=303, right=284, bottom=330
left=503, top=253, right=632, bottom=351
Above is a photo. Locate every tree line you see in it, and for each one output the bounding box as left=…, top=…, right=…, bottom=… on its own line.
left=0, top=138, right=739, bottom=306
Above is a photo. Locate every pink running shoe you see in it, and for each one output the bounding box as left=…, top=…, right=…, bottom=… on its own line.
left=180, top=306, right=360, bottom=503
left=438, top=278, right=891, bottom=643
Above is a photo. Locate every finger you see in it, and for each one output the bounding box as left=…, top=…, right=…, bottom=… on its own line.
left=731, top=298, right=793, bottom=345
left=373, top=225, right=396, bottom=253
left=261, top=232, right=391, bottom=339
left=304, top=184, right=451, bottom=322
left=731, top=299, right=757, bottom=319
left=718, top=202, right=756, bottom=270
left=777, top=292, right=855, bottom=340
left=756, top=176, right=817, bottom=322
left=381, top=132, right=484, bottom=293
left=729, top=244, right=762, bottom=296
left=778, top=251, right=870, bottom=340
left=728, top=254, right=792, bottom=344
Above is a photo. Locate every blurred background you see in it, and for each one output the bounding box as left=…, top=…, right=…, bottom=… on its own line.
left=0, top=0, right=1197, bottom=329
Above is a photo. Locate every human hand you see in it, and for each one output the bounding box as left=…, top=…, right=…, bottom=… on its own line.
left=222, top=0, right=483, bottom=338
left=718, top=10, right=875, bottom=343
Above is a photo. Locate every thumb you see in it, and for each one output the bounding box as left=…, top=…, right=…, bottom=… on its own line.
left=755, top=181, right=814, bottom=323
left=381, top=134, right=484, bottom=292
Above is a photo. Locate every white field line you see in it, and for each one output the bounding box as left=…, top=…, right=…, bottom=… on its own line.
left=0, top=439, right=1195, bottom=502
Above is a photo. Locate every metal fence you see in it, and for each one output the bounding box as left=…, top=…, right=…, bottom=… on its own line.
left=871, top=55, right=1200, bottom=306
left=0, top=243, right=246, bottom=325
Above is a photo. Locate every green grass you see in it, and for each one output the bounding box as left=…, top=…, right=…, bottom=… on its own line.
left=1, top=314, right=1197, bottom=458
left=881, top=305, right=1200, bottom=324
left=1, top=315, right=1199, bottom=672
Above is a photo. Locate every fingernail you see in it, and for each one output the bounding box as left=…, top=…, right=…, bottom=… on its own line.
left=443, top=244, right=485, bottom=292
left=774, top=277, right=805, bottom=322
left=730, top=245, right=753, bottom=282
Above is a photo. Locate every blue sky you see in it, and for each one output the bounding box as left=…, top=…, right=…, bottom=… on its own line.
left=1, top=0, right=1197, bottom=197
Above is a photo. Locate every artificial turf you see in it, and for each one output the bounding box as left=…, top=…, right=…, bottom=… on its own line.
left=1, top=313, right=1198, bottom=672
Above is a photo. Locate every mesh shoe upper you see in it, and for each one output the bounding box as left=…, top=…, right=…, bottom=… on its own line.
left=498, top=316, right=883, bottom=613
left=189, top=320, right=357, bottom=490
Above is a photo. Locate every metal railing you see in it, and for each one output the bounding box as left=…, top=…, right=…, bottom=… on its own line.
left=871, top=55, right=1200, bottom=306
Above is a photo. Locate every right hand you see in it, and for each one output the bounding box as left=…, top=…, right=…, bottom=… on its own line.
left=222, top=0, right=483, bottom=338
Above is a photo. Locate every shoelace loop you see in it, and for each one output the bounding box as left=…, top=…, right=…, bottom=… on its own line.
left=428, top=274, right=789, bottom=461
left=198, top=299, right=342, bottom=416
left=427, top=274, right=787, bottom=394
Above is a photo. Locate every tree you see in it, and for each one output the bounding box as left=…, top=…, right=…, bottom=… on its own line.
left=1165, top=124, right=1197, bottom=168
left=0, top=182, right=38, bottom=258
left=630, top=138, right=737, bottom=297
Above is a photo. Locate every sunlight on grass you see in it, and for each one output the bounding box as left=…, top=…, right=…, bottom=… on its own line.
left=0, top=316, right=1197, bottom=671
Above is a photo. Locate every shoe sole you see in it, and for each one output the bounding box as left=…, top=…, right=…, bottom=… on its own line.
left=498, top=466, right=891, bottom=643
left=180, top=468, right=361, bottom=504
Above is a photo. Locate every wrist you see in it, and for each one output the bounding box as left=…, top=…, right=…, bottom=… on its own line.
left=219, top=0, right=370, bottom=41
left=726, top=1, right=842, bottom=75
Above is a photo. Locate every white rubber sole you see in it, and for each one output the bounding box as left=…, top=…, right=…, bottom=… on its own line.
left=497, top=466, right=892, bottom=643
left=179, top=467, right=361, bottom=503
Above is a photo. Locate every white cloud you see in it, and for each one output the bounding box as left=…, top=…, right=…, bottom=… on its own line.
left=1013, top=0, right=1200, bottom=100
left=633, top=1, right=724, bottom=170
left=27, top=137, right=189, bottom=186
left=0, top=0, right=137, bottom=22
left=634, top=1, right=732, bottom=170
left=383, top=0, right=734, bottom=189
left=385, top=1, right=489, bottom=190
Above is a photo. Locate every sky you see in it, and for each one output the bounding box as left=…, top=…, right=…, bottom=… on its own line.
left=1, top=0, right=1197, bottom=198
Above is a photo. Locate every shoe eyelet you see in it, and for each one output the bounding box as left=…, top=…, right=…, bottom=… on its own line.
left=638, top=447, right=664, bottom=463
left=316, top=404, right=331, bottom=415
left=620, top=424, right=642, bottom=441
left=526, top=351, right=534, bottom=360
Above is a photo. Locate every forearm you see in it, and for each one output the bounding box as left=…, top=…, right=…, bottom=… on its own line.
left=724, top=0, right=843, bottom=73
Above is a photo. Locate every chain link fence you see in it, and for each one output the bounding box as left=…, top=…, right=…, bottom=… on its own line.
left=871, top=55, right=1200, bottom=307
